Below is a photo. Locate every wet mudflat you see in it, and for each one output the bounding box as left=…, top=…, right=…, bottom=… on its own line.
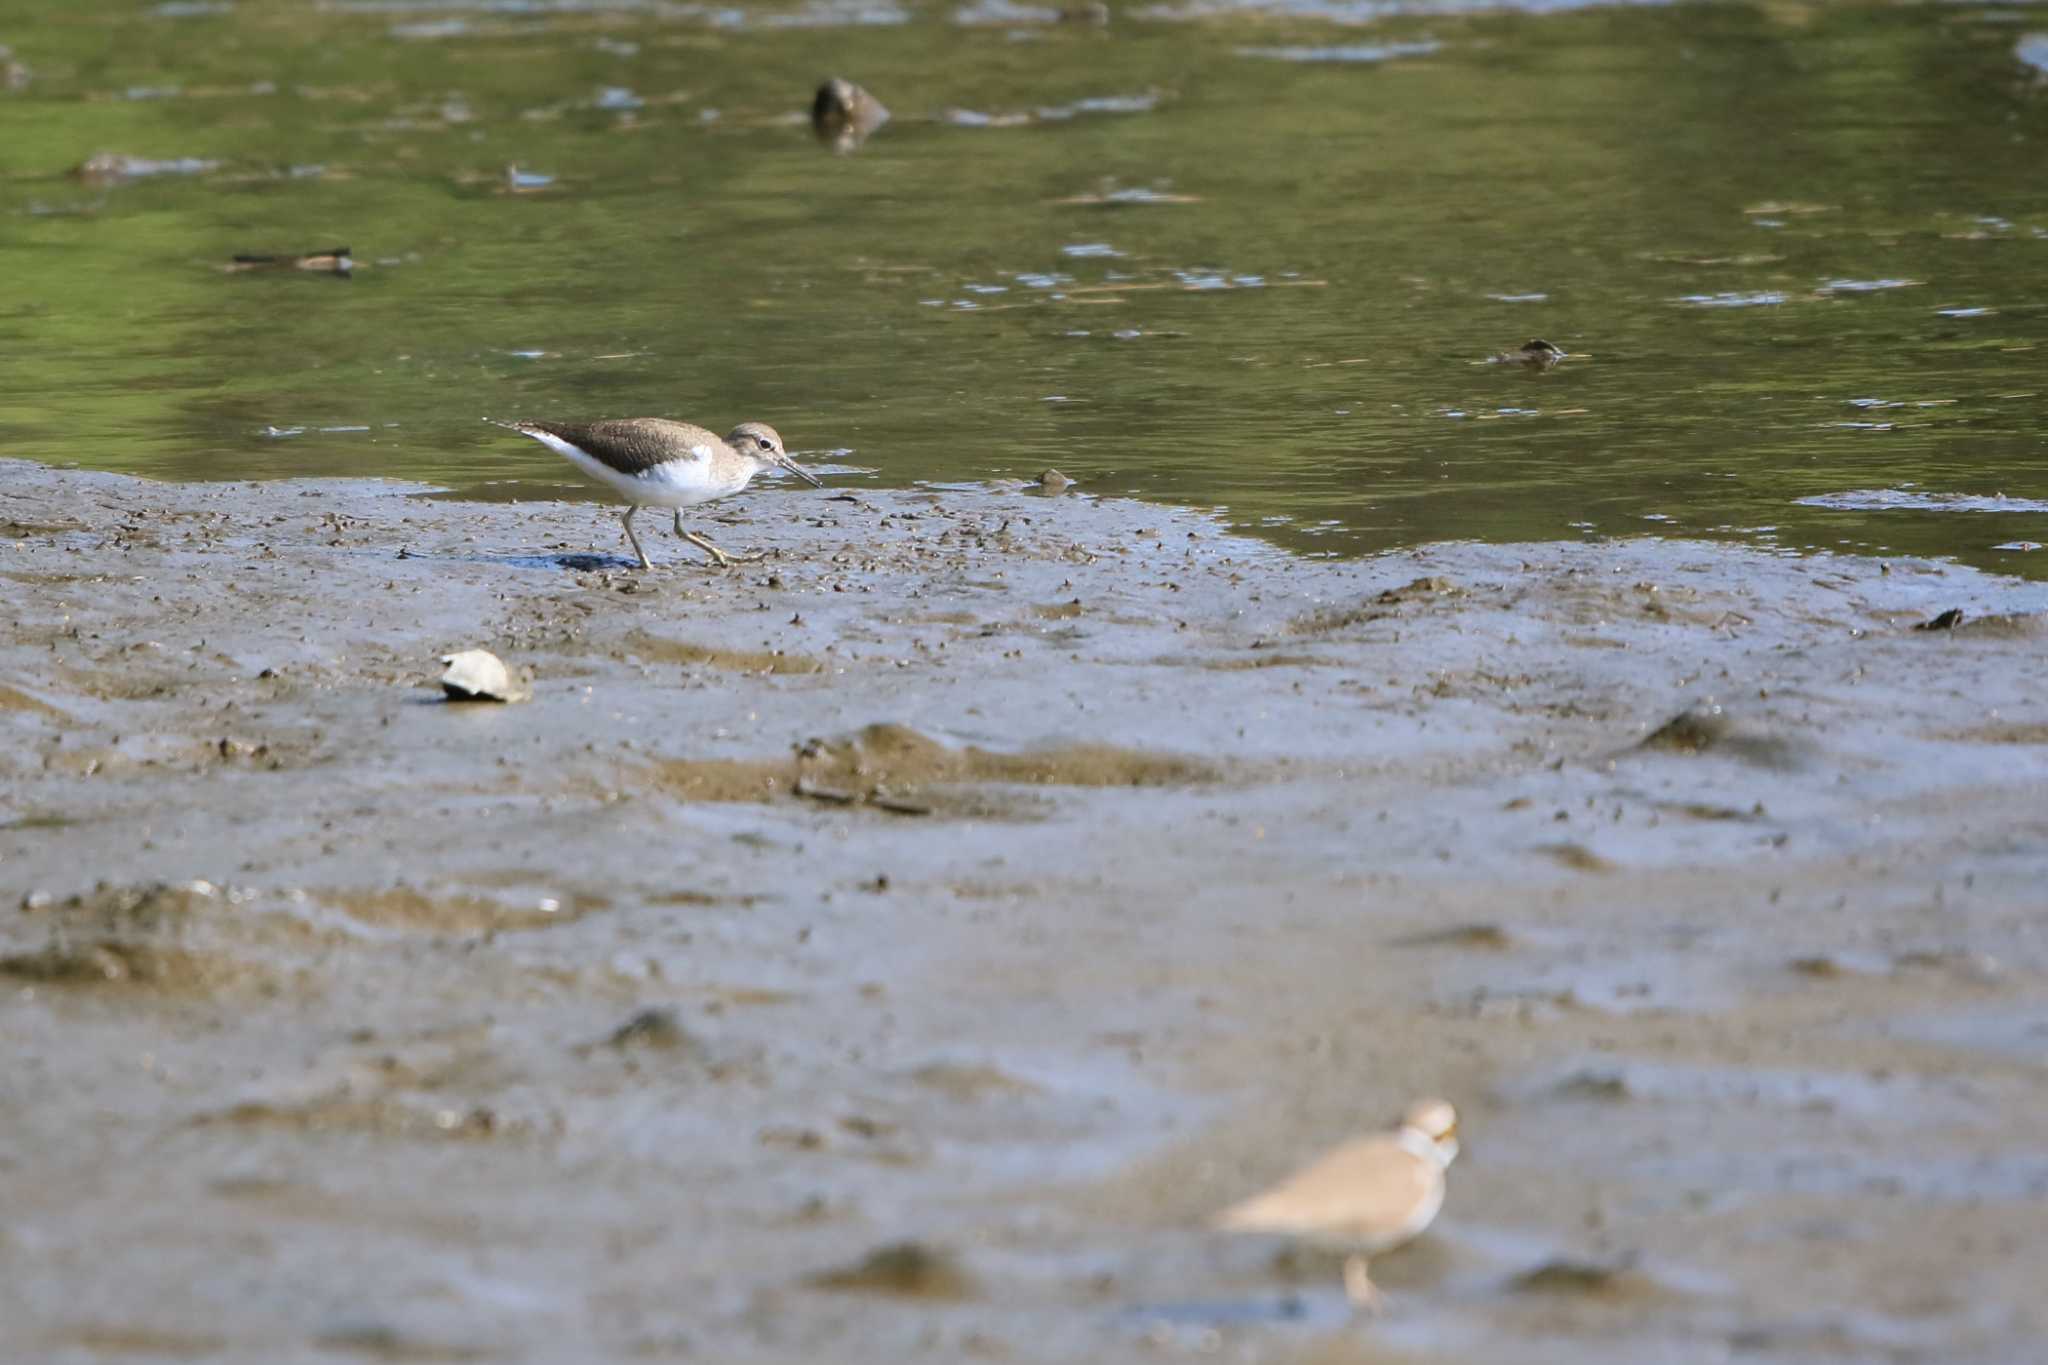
left=3, top=460, right=2046, bottom=1362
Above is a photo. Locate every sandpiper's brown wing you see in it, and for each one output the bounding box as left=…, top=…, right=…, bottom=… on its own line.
left=517, top=419, right=724, bottom=476
left=1213, top=1134, right=1441, bottom=1253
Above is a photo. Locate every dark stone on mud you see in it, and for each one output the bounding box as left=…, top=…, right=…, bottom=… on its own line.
left=599, top=1007, right=696, bottom=1053
left=1637, top=707, right=1803, bottom=769
left=1914, top=608, right=1965, bottom=632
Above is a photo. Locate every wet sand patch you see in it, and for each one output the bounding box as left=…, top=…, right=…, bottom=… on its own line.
left=321, top=886, right=608, bottom=934
left=650, top=722, right=1217, bottom=812
left=0, top=683, right=69, bottom=719
left=623, top=630, right=827, bottom=675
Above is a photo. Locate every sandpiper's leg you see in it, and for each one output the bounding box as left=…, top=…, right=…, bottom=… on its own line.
left=673, top=513, right=759, bottom=569
left=681, top=530, right=738, bottom=569
left=1341, top=1256, right=1385, bottom=1316
left=621, top=506, right=653, bottom=570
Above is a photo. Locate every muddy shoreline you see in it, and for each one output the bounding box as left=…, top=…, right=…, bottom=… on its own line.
left=3, top=459, right=2046, bottom=1363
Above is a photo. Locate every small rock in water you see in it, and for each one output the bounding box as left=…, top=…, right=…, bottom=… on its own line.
left=503, top=164, right=556, bottom=193
left=225, top=246, right=353, bottom=277
left=1035, top=468, right=1074, bottom=492
left=74, top=152, right=221, bottom=184
left=1487, top=338, right=1567, bottom=369
left=812, top=77, right=889, bottom=152
left=438, top=649, right=531, bottom=703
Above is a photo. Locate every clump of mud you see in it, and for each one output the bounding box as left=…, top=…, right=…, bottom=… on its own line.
left=1288, top=576, right=1467, bottom=636
left=807, top=1241, right=976, bottom=1299
left=1511, top=1255, right=1668, bottom=1302
left=583, top=1007, right=699, bottom=1056
left=1638, top=708, right=1731, bottom=753
left=321, top=886, right=606, bottom=934
left=651, top=722, right=1216, bottom=816
left=201, top=1096, right=514, bottom=1141
left=1635, top=707, right=1802, bottom=768
left=2, top=881, right=275, bottom=995
left=625, top=631, right=825, bottom=676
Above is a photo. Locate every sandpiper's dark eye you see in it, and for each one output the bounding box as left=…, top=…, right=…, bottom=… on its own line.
left=757, top=436, right=774, bottom=451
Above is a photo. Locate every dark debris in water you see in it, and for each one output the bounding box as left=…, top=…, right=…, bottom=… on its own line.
left=1487, top=338, right=1567, bottom=369
left=225, top=246, right=353, bottom=277
left=813, top=77, right=889, bottom=152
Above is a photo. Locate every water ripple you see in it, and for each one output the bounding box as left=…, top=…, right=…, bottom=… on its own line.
left=1795, top=489, right=2048, bottom=514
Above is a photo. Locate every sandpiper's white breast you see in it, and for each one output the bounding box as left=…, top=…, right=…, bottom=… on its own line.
left=530, top=429, right=755, bottom=509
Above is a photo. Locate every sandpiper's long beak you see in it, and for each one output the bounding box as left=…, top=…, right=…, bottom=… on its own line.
left=781, top=456, right=823, bottom=488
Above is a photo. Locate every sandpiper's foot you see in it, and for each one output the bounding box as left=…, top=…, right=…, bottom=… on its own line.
left=678, top=526, right=759, bottom=570
left=1341, top=1255, right=1385, bottom=1316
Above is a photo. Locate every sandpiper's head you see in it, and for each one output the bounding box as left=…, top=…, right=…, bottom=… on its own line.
left=1399, top=1098, right=1459, bottom=1165
left=727, top=421, right=822, bottom=487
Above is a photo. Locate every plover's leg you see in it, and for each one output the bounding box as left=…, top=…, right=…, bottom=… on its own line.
left=674, top=514, right=759, bottom=569
left=621, top=506, right=653, bottom=570
left=1341, top=1255, right=1385, bottom=1316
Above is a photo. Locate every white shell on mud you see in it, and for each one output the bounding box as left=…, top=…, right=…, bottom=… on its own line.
left=438, top=649, right=530, bottom=703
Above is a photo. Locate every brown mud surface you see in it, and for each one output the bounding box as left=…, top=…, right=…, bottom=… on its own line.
left=2, top=460, right=2046, bottom=1363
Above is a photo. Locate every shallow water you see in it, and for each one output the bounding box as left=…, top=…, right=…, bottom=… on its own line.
left=1, top=0, right=2045, bottom=577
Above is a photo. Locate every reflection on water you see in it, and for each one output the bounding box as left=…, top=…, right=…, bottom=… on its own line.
left=0, top=0, right=2044, bottom=576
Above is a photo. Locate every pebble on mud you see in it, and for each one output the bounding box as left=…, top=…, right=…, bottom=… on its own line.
left=1914, top=608, right=1965, bottom=632
left=438, top=650, right=531, bottom=703
left=812, top=77, right=889, bottom=151
left=1035, top=468, right=1075, bottom=493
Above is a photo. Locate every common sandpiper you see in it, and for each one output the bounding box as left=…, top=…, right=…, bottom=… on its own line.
left=489, top=417, right=822, bottom=569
